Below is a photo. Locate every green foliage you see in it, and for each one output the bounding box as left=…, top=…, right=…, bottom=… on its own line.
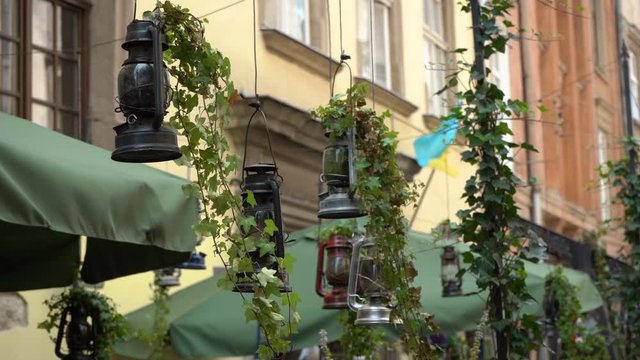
left=544, top=267, right=609, bottom=359
left=38, top=286, right=128, bottom=360
left=338, top=310, right=385, bottom=359
left=160, top=2, right=298, bottom=358
left=312, top=83, right=437, bottom=359
left=440, top=1, right=542, bottom=358
left=148, top=280, right=170, bottom=360
left=598, top=137, right=640, bottom=358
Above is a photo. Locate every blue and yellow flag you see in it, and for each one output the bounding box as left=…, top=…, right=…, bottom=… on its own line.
left=413, top=118, right=458, bottom=176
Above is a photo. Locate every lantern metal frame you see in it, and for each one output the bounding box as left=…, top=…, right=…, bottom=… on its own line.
left=441, top=245, right=463, bottom=297
left=54, top=303, right=98, bottom=360
left=112, top=14, right=181, bottom=163
left=346, top=233, right=393, bottom=325
left=315, top=233, right=352, bottom=309
left=155, top=267, right=181, bottom=287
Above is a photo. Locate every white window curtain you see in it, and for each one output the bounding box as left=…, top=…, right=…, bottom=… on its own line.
left=423, top=0, right=448, bottom=116
left=359, top=0, right=391, bottom=89
left=597, top=129, right=611, bottom=221
left=279, top=0, right=309, bottom=44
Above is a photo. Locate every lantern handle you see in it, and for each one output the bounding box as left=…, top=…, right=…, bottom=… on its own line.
left=315, top=241, right=328, bottom=298
left=150, top=23, right=164, bottom=130
left=347, top=233, right=366, bottom=311
left=268, top=179, right=285, bottom=259
left=241, top=107, right=279, bottom=182
left=54, top=306, right=71, bottom=358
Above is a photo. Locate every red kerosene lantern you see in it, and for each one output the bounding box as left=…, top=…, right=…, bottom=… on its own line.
left=316, top=234, right=352, bottom=309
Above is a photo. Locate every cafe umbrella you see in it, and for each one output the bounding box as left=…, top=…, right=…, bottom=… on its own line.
left=114, top=223, right=603, bottom=359
left=0, top=113, right=199, bottom=290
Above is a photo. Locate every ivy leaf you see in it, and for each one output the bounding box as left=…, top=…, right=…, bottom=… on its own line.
left=246, top=190, right=257, bottom=207
left=256, top=268, right=278, bottom=287
left=263, top=219, right=279, bottom=236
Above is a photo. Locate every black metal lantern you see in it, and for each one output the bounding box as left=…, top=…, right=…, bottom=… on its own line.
left=441, top=246, right=463, bottom=297
left=54, top=303, right=97, bottom=360
left=112, top=18, right=181, bottom=163
left=347, top=234, right=393, bottom=325
left=318, top=128, right=364, bottom=219
left=316, top=234, right=352, bottom=309
left=155, top=267, right=181, bottom=287
left=234, top=163, right=290, bottom=293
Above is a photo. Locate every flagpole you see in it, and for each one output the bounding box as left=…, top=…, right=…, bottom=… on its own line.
left=408, top=168, right=436, bottom=229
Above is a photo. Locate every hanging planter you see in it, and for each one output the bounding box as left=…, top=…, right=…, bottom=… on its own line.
left=38, top=287, right=128, bottom=360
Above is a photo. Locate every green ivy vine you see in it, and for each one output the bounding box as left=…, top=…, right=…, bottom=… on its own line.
left=38, top=286, right=128, bottom=360
left=146, top=280, right=170, bottom=360
left=338, top=309, right=386, bottom=359
left=440, top=1, right=541, bottom=358
left=312, top=83, right=437, bottom=359
left=598, top=137, right=640, bottom=359
left=543, top=267, right=609, bottom=359
left=159, top=3, right=298, bottom=358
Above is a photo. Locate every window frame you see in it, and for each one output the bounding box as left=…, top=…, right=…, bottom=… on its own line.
left=0, top=0, right=89, bottom=139
left=359, top=0, right=393, bottom=90
left=278, top=0, right=310, bottom=45
left=629, top=50, right=640, bottom=124
left=423, top=0, right=450, bottom=117
left=596, top=128, right=611, bottom=221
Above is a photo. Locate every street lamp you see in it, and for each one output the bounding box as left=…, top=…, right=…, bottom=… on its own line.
left=347, top=234, right=393, bottom=325
left=54, top=303, right=97, bottom=360
left=441, top=246, right=463, bottom=297
left=234, top=163, right=290, bottom=293
left=316, top=233, right=352, bottom=309
left=318, top=128, right=364, bottom=219
left=112, top=18, right=181, bottom=163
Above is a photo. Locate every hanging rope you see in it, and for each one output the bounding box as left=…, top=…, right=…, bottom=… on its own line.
left=368, top=0, right=376, bottom=110
left=133, top=0, right=137, bottom=21
left=241, top=0, right=279, bottom=181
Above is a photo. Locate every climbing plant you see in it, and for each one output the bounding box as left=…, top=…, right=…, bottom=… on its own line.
left=312, top=83, right=437, bottom=359
left=158, top=3, right=299, bottom=358
left=38, top=286, right=128, bottom=360
left=543, top=267, right=609, bottom=359
left=338, top=309, right=386, bottom=359
left=438, top=1, right=542, bottom=358
left=598, top=136, right=640, bottom=359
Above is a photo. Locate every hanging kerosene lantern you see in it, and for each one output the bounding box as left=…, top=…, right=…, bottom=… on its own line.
left=54, top=303, right=97, bottom=360
left=316, top=233, right=352, bottom=309
left=234, top=163, right=290, bottom=293
left=347, top=233, right=393, bottom=324
left=154, top=267, right=181, bottom=287
left=112, top=14, right=181, bottom=163
left=318, top=126, right=364, bottom=219
left=441, top=246, right=463, bottom=297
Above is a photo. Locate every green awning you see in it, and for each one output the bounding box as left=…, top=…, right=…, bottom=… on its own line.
left=115, top=224, right=602, bottom=359
left=0, top=113, right=198, bottom=290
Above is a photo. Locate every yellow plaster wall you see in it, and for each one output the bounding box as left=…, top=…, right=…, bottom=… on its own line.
left=0, top=1, right=476, bottom=359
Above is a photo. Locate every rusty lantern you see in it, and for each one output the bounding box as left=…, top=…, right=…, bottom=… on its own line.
left=316, top=234, right=352, bottom=309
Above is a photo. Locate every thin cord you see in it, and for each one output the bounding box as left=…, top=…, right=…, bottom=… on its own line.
left=326, top=0, right=333, bottom=96
left=252, top=0, right=258, bottom=98
left=133, top=0, right=137, bottom=21
left=338, top=0, right=344, bottom=55
left=445, top=157, right=451, bottom=221
left=368, top=0, right=376, bottom=110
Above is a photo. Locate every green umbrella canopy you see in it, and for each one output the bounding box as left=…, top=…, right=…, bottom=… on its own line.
left=115, top=222, right=602, bottom=359
left=0, top=113, right=198, bottom=290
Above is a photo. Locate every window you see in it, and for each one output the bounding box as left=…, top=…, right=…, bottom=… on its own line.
left=359, top=0, right=392, bottom=89
left=0, top=0, right=86, bottom=138
left=596, top=128, right=611, bottom=221
left=277, top=0, right=309, bottom=44
left=629, top=51, right=640, bottom=123
left=423, top=0, right=449, bottom=117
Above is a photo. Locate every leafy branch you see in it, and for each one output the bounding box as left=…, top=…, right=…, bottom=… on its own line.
left=440, top=1, right=542, bottom=358
left=312, top=83, right=437, bottom=359
left=159, top=2, right=298, bottom=358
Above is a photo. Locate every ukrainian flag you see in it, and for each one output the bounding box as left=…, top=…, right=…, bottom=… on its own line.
left=413, top=118, right=458, bottom=176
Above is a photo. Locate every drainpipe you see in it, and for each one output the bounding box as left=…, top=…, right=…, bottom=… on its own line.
left=518, top=1, right=542, bottom=225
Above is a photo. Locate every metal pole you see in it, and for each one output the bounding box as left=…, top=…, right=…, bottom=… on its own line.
left=622, top=42, right=637, bottom=176
left=470, top=1, right=508, bottom=359
left=408, top=168, right=436, bottom=229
